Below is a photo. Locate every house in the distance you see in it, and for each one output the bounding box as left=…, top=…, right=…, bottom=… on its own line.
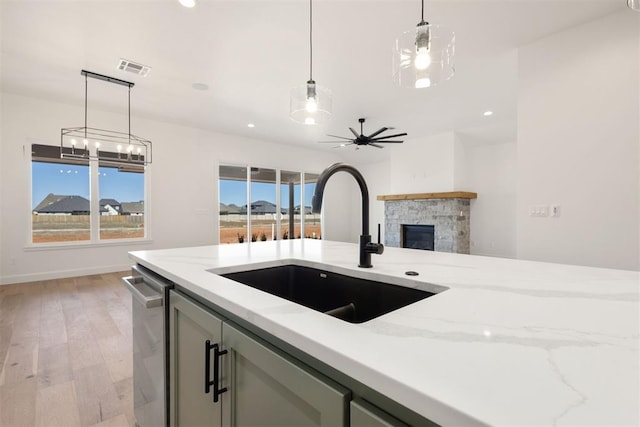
left=100, top=198, right=121, bottom=216
left=33, top=194, right=90, bottom=215
left=240, top=200, right=279, bottom=215
left=34, top=193, right=142, bottom=216
left=121, top=201, right=144, bottom=216
left=219, top=202, right=241, bottom=215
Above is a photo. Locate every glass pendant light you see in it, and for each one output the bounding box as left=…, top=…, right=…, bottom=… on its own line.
left=290, top=0, right=332, bottom=125
left=628, top=0, right=640, bottom=11
left=392, top=0, right=455, bottom=89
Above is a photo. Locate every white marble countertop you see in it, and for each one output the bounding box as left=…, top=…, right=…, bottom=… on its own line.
left=129, top=239, right=640, bottom=426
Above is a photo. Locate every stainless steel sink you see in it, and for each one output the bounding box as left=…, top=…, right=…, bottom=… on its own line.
left=219, top=264, right=440, bottom=323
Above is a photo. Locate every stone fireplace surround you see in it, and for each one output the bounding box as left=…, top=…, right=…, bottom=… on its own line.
left=377, top=192, right=477, bottom=254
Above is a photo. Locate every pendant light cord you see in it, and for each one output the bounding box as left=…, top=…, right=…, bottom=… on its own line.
left=309, top=0, right=313, bottom=81
left=419, top=0, right=427, bottom=25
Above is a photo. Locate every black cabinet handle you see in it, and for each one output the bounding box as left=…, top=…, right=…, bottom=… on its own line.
left=204, top=340, right=228, bottom=403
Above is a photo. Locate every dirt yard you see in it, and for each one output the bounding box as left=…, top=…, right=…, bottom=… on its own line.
left=31, top=215, right=318, bottom=244
left=32, top=214, right=144, bottom=243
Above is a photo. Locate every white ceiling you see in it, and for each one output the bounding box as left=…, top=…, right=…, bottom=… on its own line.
left=0, top=0, right=626, bottom=161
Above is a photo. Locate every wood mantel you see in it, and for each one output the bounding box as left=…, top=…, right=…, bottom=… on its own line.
left=376, top=191, right=477, bottom=201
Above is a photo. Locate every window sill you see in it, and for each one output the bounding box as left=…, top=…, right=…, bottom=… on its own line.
left=24, top=238, right=154, bottom=252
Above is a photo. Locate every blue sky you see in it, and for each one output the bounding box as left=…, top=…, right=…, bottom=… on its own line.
left=220, top=180, right=316, bottom=207
left=32, top=162, right=144, bottom=208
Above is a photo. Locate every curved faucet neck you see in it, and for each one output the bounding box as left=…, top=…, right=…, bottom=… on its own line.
left=312, top=163, right=369, bottom=236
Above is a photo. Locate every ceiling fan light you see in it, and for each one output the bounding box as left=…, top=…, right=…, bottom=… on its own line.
left=393, top=23, right=454, bottom=89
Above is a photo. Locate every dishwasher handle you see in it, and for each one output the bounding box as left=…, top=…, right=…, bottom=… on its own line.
left=122, top=276, right=163, bottom=308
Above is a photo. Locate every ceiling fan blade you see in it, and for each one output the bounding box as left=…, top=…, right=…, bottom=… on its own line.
left=349, top=127, right=360, bottom=138
left=318, top=141, right=345, bottom=143
left=368, top=143, right=385, bottom=148
left=367, top=127, right=388, bottom=138
left=373, top=140, right=404, bottom=143
left=371, top=132, right=407, bottom=140
left=326, top=134, right=355, bottom=141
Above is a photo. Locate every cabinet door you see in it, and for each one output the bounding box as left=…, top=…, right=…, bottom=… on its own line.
left=222, top=322, right=349, bottom=427
left=169, top=291, right=224, bottom=427
left=350, top=400, right=408, bottom=427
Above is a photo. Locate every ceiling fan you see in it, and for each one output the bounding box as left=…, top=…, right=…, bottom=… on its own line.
left=319, top=118, right=407, bottom=149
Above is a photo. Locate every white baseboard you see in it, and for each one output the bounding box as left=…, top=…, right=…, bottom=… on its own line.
left=0, top=263, right=133, bottom=285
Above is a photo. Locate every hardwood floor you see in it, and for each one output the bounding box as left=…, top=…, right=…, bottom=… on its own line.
left=0, top=272, right=134, bottom=427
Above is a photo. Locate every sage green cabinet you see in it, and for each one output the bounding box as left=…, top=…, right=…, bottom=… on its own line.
left=169, top=290, right=223, bottom=426
left=169, top=291, right=349, bottom=427
left=350, top=400, right=408, bottom=427
left=222, top=322, right=349, bottom=426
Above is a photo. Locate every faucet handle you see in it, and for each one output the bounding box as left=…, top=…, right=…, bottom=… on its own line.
left=365, top=241, right=384, bottom=255
left=365, top=224, right=384, bottom=255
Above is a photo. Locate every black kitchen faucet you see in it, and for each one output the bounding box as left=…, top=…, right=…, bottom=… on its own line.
left=312, top=163, right=384, bottom=268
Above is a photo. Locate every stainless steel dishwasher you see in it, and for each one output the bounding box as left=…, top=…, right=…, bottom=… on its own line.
left=122, top=264, right=174, bottom=427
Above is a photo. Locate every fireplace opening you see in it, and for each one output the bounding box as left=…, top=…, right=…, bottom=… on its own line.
left=402, top=224, right=435, bottom=251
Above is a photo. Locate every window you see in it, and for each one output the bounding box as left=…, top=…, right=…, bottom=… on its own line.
left=249, top=168, right=277, bottom=241
left=99, top=163, right=144, bottom=240
left=280, top=170, right=301, bottom=240
left=219, top=165, right=248, bottom=244
left=218, top=165, right=321, bottom=244
left=32, top=160, right=90, bottom=243
left=304, top=173, right=321, bottom=239
left=31, top=144, right=146, bottom=244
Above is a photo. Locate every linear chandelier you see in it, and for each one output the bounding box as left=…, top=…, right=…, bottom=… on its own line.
left=289, top=0, right=332, bottom=125
left=60, top=70, right=152, bottom=165
left=392, top=0, right=455, bottom=89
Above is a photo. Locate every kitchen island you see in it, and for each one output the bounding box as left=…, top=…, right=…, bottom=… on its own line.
left=130, top=239, right=639, bottom=426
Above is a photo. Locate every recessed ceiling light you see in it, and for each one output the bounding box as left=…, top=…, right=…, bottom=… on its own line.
left=179, top=0, right=195, bottom=8
left=192, top=83, right=208, bottom=91
left=483, top=111, right=494, bottom=116
left=247, top=123, right=255, bottom=128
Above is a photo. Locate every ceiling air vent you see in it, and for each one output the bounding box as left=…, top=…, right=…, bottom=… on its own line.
left=117, top=59, right=151, bottom=77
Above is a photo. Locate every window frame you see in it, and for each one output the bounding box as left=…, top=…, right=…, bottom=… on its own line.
left=29, top=143, right=150, bottom=247
left=218, top=163, right=321, bottom=244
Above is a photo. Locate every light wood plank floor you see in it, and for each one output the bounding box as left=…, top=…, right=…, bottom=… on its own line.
left=0, top=272, right=134, bottom=427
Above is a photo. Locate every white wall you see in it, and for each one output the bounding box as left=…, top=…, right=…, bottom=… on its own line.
left=517, top=11, right=639, bottom=270
left=0, top=93, right=345, bottom=284
left=362, top=131, right=517, bottom=259
left=462, top=141, right=518, bottom=258
left=389, top=132, right=462, bottom=193
left=319, top=172, right=356, bottom=243
left=352, top=159, right=391, bottom=244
